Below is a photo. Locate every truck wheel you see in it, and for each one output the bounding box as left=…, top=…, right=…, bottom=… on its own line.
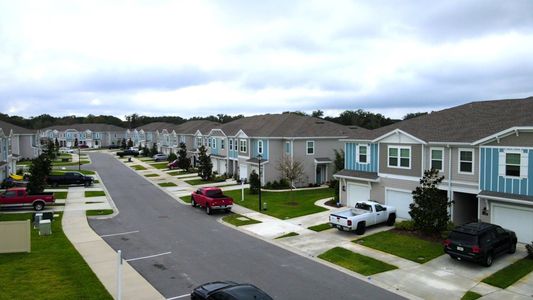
left=225, top=208, right=231, bottom=213
left=509, top=242, right=516, bottom=254
left=206, top=205, right=212, bottom=215
left=191, top=199, right=196, bottom=207
left=386, top=213, right=396, bottom=226
left=483, top=252, right=494, bottom=267
left=355, top=222, right=366, bottom=235
left=33, top=202, right=44, bottom=211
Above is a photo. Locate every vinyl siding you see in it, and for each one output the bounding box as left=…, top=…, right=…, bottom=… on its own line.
left=480, top=147, right=533, bottom=196
left=345, top=142, right=378, bottom=172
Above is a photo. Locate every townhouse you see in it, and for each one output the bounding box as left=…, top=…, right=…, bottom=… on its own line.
left=39, top=123, right=126, bottom=148
left=335, top=97, right=533, bottom=243
left=203, top=114, right=366, bottom=186
left=0, top=120, right=39, bottom=180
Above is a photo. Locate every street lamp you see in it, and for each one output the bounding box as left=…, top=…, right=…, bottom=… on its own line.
left=257, top=154, right=262, bottom=211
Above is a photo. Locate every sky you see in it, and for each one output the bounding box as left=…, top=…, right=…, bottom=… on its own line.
left=1, top=0, right=533, bottom=120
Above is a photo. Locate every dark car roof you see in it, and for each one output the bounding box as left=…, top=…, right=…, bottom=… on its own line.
left=452, top=222, right=499, bottom=235
left=193, top=281, right=237, bottom=298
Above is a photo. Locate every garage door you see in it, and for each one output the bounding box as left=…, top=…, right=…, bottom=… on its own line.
left=239, top=164, right=248, bottom=181
left=492, top=204, right=533, bottom=243
left=347, top=183, right=370, bottom=208
left=386, top=190, right=413, bottom=219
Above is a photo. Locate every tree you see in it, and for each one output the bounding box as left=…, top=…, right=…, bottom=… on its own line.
left=74, top=138, right=79, bottom=148
left=121, top=138, right=127, bottom=149
left=177, top=142, right=191, bottom=171
left=197, top=145, right=212, bottom=180
left=277, top=156, right=305, bottom=189
left=168, top=152, right=177, bottom=162
left=46, top=139, right=56, bottom=160
left=142, top=146, right=150, bottom=157
left=127, top=139, right=134, bottom=148
left=150, top=142, right=158, bottom=156
left=249, top=170, right=260, bottom=194
left=333, top=149, right=344, bottom=173
left=311, top=110, right=324, bottom=118
left=409, top=169, right=451, bottom=235
left=27, top=154, right=51, bottom=194
left=324, top=109, right=396, bottom=129
left=403, top=112, right=428, bottom=120
left=54, top=138, right=60, bottom=150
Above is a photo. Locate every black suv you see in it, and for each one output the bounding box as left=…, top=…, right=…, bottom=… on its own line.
left=444, top=222, right=517, bottom=267
left=191, top=281, right=273, bottom=300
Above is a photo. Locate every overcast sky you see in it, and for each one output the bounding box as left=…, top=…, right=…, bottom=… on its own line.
left=1, top=1, right=532, bottom=120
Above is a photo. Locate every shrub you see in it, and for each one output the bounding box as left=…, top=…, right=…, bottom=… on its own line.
left=526, top=242, right=533, bottom=259
left=249, top=170, right=260, bottom=194
left=271, top=180, right=279, bottom=189
left=395, top=220, right=416, bottom=231
left=167, top=152, right=177, bottom=162
left=278, top=178, right=290, bottom=189
left=264, top=181, right=272, bottom=189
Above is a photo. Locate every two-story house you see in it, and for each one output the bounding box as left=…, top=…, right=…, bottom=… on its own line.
left=0, top=120, right=38, bottom=161
left=0, top=127, right=10, bottom=181
left=40, top=124, right=126, bottom=148
left=336, top=97, right=533, bottom=243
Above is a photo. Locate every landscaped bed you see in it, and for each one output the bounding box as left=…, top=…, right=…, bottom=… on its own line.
left=85, top=191, right=106, bottom=197
left=222, top=213, right=261, bottom=226
left=354, top=230, right=444, bottom=263
left=482, top=257, right=533, bottom=288
left=0, top=213, right=112, bottom=299
left=222, top=188, right=333, bottom=219
left=318, top=247, right=397, bottom=276
left=308, top=222, right=333, bottom=232
left=168, top=170, right=195, bottom=176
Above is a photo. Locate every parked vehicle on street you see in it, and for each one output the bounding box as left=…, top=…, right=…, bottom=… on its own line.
left=116, top=149, right=139, bottom=157
left=191, top=281, right=273, bottom=300
left=167, top=159, right=178, bottom=169
left=191, top=187, right=233, bottom=215
left=444, top=222, right=517, bottom=267
left=46, top=172, right=94, bottom=187
left=59, top=147, right=75, bottom=153
left=153, top=153, right=168, bottom=161
left=329, top=201, right=396, bottom=234
left=108, top=144, right=121, bottom=149
left=0, top=187, right=55, bottom=211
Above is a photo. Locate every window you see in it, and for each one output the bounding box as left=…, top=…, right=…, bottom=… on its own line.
left=239, top=139, right=247, bottom=152
left=388, top=146, right=410, bottom=168
left=221, top=139, right=225, bottom=150
left=208, top=138, right=212, bottom=148
left=257, top=140, right=263, bottom=154
left=506, top=153, right=520, bottom=177
left=306, top=141, right=314, bottom=155
left=212, top=138, right=217, bottom=149
left=431, top=148, right=443, bottom=171
left=229, top=139, right=233, bottom=150
left=357, top=145, right=368, bottom=163
left=285, top=141, right=291, bottom=154
left=459, top=149, right=473, bottom=174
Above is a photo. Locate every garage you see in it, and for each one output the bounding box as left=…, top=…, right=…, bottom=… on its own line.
left=346, top=183, right=370, bottom=208
left=386, top=189, right=413, bottom=219
left=492, top=203, right=533, bottom=243
left=239, top=164, right=248, bottom=181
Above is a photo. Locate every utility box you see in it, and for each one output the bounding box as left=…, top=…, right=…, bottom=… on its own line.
left=33, top=213, right=43, bottom=229
left=39, top=219, right=52, bottom=236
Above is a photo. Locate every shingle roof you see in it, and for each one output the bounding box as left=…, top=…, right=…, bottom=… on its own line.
left=214, top=114, right=369, bottom=138
left=348, top=97, right=533, bottom=143
left=136, top=122, right=176, bottom=132
left=0, top=120, right=35, bottom=134
left=43, top=123, right=125, bottom=132
left=334, top=169, right=379, bottom=181
left=174, top=120, right=221, bottom=135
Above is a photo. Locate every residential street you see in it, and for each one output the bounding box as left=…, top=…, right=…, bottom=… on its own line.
left=87, top=152, right=404, bottom=300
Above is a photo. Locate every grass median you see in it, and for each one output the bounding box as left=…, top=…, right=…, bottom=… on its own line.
left=308, top=222, right=332, bottom=232
left=86, top=209, right=114, bottom=216
left=85, top=191, right=106, bottom=197
left=222, top=213, right=261, bottom=226
left=318, top=247, right=397, bottom=276
left=482, top=257, right=533, bottom=288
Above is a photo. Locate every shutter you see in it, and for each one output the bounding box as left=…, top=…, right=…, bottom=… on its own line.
left=498, top=150, right=506, bottom=176
left=521, top=151, right=529, bottom=178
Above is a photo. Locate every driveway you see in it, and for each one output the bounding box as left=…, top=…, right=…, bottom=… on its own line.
left=86, top=152, right=404, bottom=300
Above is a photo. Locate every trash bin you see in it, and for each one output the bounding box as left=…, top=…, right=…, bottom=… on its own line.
left=33, top=213, right=43, bottom=229
left=39, top=219, right=52, bottom=236
left=42, top=212, right=54, bottom=222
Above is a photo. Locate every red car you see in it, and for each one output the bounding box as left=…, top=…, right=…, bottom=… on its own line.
left=167, top=159, right=178, bottom=169
left=0, top=187, right=55, bottom=211
left=191, top=187, right=233, bottom=215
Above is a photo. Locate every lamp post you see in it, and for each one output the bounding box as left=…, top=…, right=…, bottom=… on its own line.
left=78, top=146, right=81, bottom=171
left=257, top=154, right=262, bottom=211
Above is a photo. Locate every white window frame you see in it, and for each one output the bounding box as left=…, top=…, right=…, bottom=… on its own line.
left=306, top=140, right=315, bottom=155
left=212, top=138, right=217, bottom=149
left=285, top=141, right=291, bottom=155
left=257, top=140, right=263, bottom=155
left=229, top=139, right=233, bottom=151
left=430, top=147, right=444, bottom=172
left=356, top=144, right=369, bottom=164
left=458, top=148, right=474, bottom=175
left=387, top=145, right=411, bottom=169
left=505, top=151, right=521, bottom=177
left=208, top=138, right=212, bottom=148
left=239, top=139, right=247, bottom=153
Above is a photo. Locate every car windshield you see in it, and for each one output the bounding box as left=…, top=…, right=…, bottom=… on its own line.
left=449, top=231, right=477, bottom=244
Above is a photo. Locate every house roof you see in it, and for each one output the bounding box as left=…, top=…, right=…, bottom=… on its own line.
left=348, top=96, right=533, bottom=143
left=136, top=122, right=177, bottom=132
left=478, top=190, right=533, bottom=204
left=214, top=113, right=369, bottom=138
left=0, top=120, right=35, bottom=135
left=333, top=169, right=379, bottom=181
left=43, top=123, right=125, bottom=132
left=175, top=120, right=221, bottom=135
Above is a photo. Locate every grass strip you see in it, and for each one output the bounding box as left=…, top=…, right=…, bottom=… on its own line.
left=158, top=182, right=177, bottom=187
left=144, top=174, right=159, bottom=177
left=86, top=209, right=114, bottom=216
left=130, top=165, right=146, bottom=170
left=482, top=257, right=533, bottom=288
left=222, top=213, right=261, bottom=226
left=461, top=291, right=482, bottom=300
left=308, top=222, right=332, bottom=232
left=85, top=191, right=105, bottom=198
left=318, top=247, right=398, bottom=276
left=54, top=192, right=68, bottom=199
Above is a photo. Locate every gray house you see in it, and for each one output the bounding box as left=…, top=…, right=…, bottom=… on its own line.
left=39, top=123, right=126, bottom=148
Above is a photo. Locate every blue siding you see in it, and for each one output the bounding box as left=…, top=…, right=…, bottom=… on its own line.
left=251, top=139, right=269, bottom=160
left=211, top=138, right=219, bottom=155
left=345, top=142, right=378, bottom=172
left=480, top=147, right=532, bottom=196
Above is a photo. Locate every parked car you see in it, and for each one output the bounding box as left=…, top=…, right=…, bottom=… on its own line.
left=191, top=281, right=273, bottom=300
left=153, top=153, right=168, bottom=162
left=0, top=187, right=55, bottom=211
left=108, top=144, right=121, bottom=149
left=116, top=149, right=139, bottom=157
left=59, top=147, right=75, bottom=154
left=191, top=187, right=233, bottom=215
left=444, top=222, right=517, bottom=267
left=167, top=159, right=178, bottom=169
left=46, top=172, right=94, bottom=187
left=329, top=201, right=396, bottom=235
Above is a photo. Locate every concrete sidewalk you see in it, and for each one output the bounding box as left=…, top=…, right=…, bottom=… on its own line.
left=62, top=187, right=164, bottom=300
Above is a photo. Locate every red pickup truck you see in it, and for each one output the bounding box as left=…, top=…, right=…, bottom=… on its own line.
left=0, top=187, right=55, bottom=211
left=191, top=187, right=233, bottom=215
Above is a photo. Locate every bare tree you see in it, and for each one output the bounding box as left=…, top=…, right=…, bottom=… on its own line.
left=277, top=156, right=305, bottom=189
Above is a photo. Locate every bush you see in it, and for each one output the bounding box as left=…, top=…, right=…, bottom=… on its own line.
left=278, top=178, right=290, bottom=189
left=395, top=220, right=416, bottom=231
left=249, top=170, right=260, bottom=194
left=526, top=242, right=533, bottom=259
left=264, top=181, right=272, bottom=189
left=168, top=152, right=177, bottom=162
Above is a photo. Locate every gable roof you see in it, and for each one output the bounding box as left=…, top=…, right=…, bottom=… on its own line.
left=174, top=120, right=221, bottom=135
left=136, top=122, right=176, bottom=132
left=0, top=120, right=35, bottom=135
left=43, top=123, right=125, bottom=132
left=348, top=96, right=533, bottom=143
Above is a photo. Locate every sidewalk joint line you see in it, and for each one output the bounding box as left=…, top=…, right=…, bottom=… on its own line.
left=100, top=230, right=140, bottom=238
left=126, top=251, right=172, bottom=262
left=167, top=294, right=190, bottom=300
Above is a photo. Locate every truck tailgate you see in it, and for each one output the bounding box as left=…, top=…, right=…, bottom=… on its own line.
left=330, top=214, right=351, bottom=228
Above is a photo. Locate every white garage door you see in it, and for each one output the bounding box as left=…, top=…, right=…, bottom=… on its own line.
left=347, top=183, right=370, bottom=208
left=386, top=190, right=413, bottom=219
left=239, top=164, right=248, bottom=181
left=492, top=204, right=533, bottom=243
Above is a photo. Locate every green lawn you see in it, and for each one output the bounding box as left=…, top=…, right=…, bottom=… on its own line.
left=54, top=191, right=68, bottom=199
left=222, top=188, right=332, bottom=219
left=461, top=291, right=482, bottom=300
left=180, top=195, right=192, bottom=203
left=144, top=174, right=159, bottom=177
left=158, top=182, right=177, bottom=187
left=52, top=160, right=90, bottom=166
left=275, top=232, right=299, bottom=239
left=50, top=169, right=95, bottom=175
left=308, top=222, right=333, bottom=232
left=139, top=157, right=154, bottom=162
left=168, top=170, right=195, bottom=176
left=354, top=230, right=444, bottom=263
left=17, top=160, right=33, bottom=166
left=85, top=191, right=106, bottom=197
left=185, top=178, right=226, bottom=185
left=130, top=165, right=147, bottom=170
left=149, top=162, right=169, bottom=169
left=222, top=213, right=262, bottom=226
left=482, top=257, right=533, bottom=288
left=318, top=247, right=398, bottom=276
left=0, top=213, right=112, bottom=299
left=86, top=209, right=114, bottom=216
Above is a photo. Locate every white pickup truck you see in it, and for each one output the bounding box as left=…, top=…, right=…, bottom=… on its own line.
left=329, top=201, right=396, bottom=234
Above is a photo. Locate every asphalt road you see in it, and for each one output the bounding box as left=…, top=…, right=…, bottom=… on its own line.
left=87, top=152, right=404, bottom=300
